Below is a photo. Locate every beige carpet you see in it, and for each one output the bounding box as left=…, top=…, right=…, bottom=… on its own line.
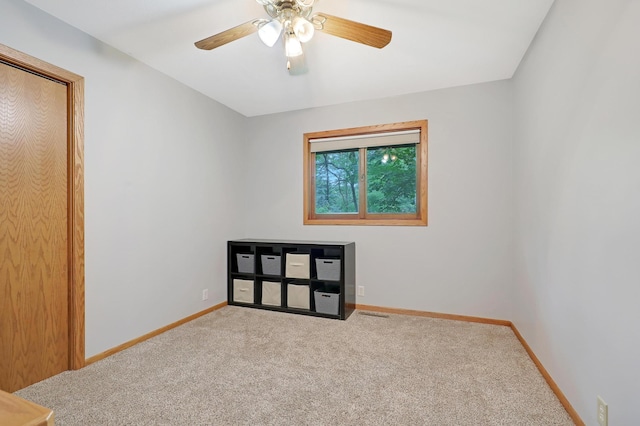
left=16, top=306, right=574, bottom=425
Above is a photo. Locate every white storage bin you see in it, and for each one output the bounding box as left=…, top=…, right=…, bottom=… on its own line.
left=285, top=253, right=310, bottom=279
left=233, top=279, right=254, bottom=303
left=262, top=281, right=281, bottom=306
left=287, top=283, right=310, bottom=310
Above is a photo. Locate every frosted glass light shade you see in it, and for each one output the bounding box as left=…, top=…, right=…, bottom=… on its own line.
left=284, top=32, right=303, bottom=57
left=287, top=53, right=308, bottom=75
left=292, top=16, right=314, bottom=43
left=258, top=19, right=283, bottom=47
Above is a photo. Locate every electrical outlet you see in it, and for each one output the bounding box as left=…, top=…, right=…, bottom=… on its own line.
left=202, top=289, right=209, bottom=301
left=357, top=286, right=365, bottom=297
left=597, top=396, right=608, bottom=426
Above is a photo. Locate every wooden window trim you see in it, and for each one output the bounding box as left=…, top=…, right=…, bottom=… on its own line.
left=303, top=120, right=428, bottom=226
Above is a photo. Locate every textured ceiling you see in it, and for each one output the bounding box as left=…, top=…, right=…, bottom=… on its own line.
left=23, top=0, right=555, bottom=117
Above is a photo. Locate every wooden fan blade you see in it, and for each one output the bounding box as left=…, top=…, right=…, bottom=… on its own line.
left=315, top=13, right=392, bottom=49
left=195, top=21, right=258, bottom=50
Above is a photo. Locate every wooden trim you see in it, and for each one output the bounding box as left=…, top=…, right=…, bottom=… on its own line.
left=307, top=218, right=427, bottom=226
left=306, top=212, right=420, bottom=221
left=418, top=120, right=428, bottom=225
left=85, top=302, right=228, bottom=366
left=355, top=304, right=511, bottom=326
left=358, top=147, right=366, bottom=219
left=0, top=45, right=82, bottom=82
left=303, top=120, right=428, bottom=226
left=68, top=76, right=85, bottom=371
left=0, top=43, right=85, bottom=371
left=309, top=148, right=317, bottom=220
left=303, top=133, right=312, bottom=222
left=510, top=324, right=585, bottom=426
left=305, top=120, right=426, bottom=140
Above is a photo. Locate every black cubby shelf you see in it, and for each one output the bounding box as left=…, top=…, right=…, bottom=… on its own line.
left=228, top=239, right=356, bottom=320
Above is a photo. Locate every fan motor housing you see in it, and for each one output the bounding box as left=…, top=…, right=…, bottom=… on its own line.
left=265, top=1, right=313, bottom=19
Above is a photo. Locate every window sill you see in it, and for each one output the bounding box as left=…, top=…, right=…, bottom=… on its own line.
left=304, top=217, right=427, bottom=226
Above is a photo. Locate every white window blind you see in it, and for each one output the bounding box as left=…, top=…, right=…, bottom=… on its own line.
left=309, top=129, right=420, bottom=153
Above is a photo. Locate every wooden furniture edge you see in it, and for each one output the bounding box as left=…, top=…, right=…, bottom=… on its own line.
left=509, top=323, right=585, bottom=426
left=85, top=301, right=228, bottom=366
left=0, top=389, right=55, bottom=426
left=355, top=304, right=511, bottom=326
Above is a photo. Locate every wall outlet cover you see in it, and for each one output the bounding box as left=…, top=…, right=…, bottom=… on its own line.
left=597, top=396, right=608, bottom=426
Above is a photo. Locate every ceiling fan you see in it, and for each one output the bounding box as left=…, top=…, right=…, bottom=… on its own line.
left=194, top=0, right=392, bottom=75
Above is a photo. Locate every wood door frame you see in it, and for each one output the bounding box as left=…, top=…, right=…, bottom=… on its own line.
left=0, top=43, right=85, bottom=370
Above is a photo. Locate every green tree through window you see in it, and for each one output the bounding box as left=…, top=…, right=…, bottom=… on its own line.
left=315, top=150, right=359, bottom=213
left=366, top=145, right=417, bottom=214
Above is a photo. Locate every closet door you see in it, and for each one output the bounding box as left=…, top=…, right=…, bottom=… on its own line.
left=0, top=61, right=69, bottom=392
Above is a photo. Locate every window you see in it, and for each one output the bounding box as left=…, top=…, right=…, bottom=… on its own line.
left=303, top=120, right=428, bottom=226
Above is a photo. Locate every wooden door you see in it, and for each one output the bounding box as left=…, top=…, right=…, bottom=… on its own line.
left=0, top=61, right=70, bottom=392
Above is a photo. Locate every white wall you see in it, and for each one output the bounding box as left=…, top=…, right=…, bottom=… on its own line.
left=244, top=81, right=515, bottom=321
left=512, top=0, right=640, bottom=424
left=0, top=0, right=248, bottom=358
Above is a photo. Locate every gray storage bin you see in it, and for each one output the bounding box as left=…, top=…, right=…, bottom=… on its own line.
left=261, top=255, right=281, bottom=276
left=315, top=258, right=341, bottom=281
left=236, top=253, right=254, bottom=274
left=314, top=289, right=340, bottom=315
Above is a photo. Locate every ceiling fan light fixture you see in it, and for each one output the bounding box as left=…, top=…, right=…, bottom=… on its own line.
left=292, top=16, right=315, bottom=43
left=195, top=1, right=392, bottom=75
left=258, top=18, right=283, bottom=47
left=284, top=31, right=303, bottom=57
